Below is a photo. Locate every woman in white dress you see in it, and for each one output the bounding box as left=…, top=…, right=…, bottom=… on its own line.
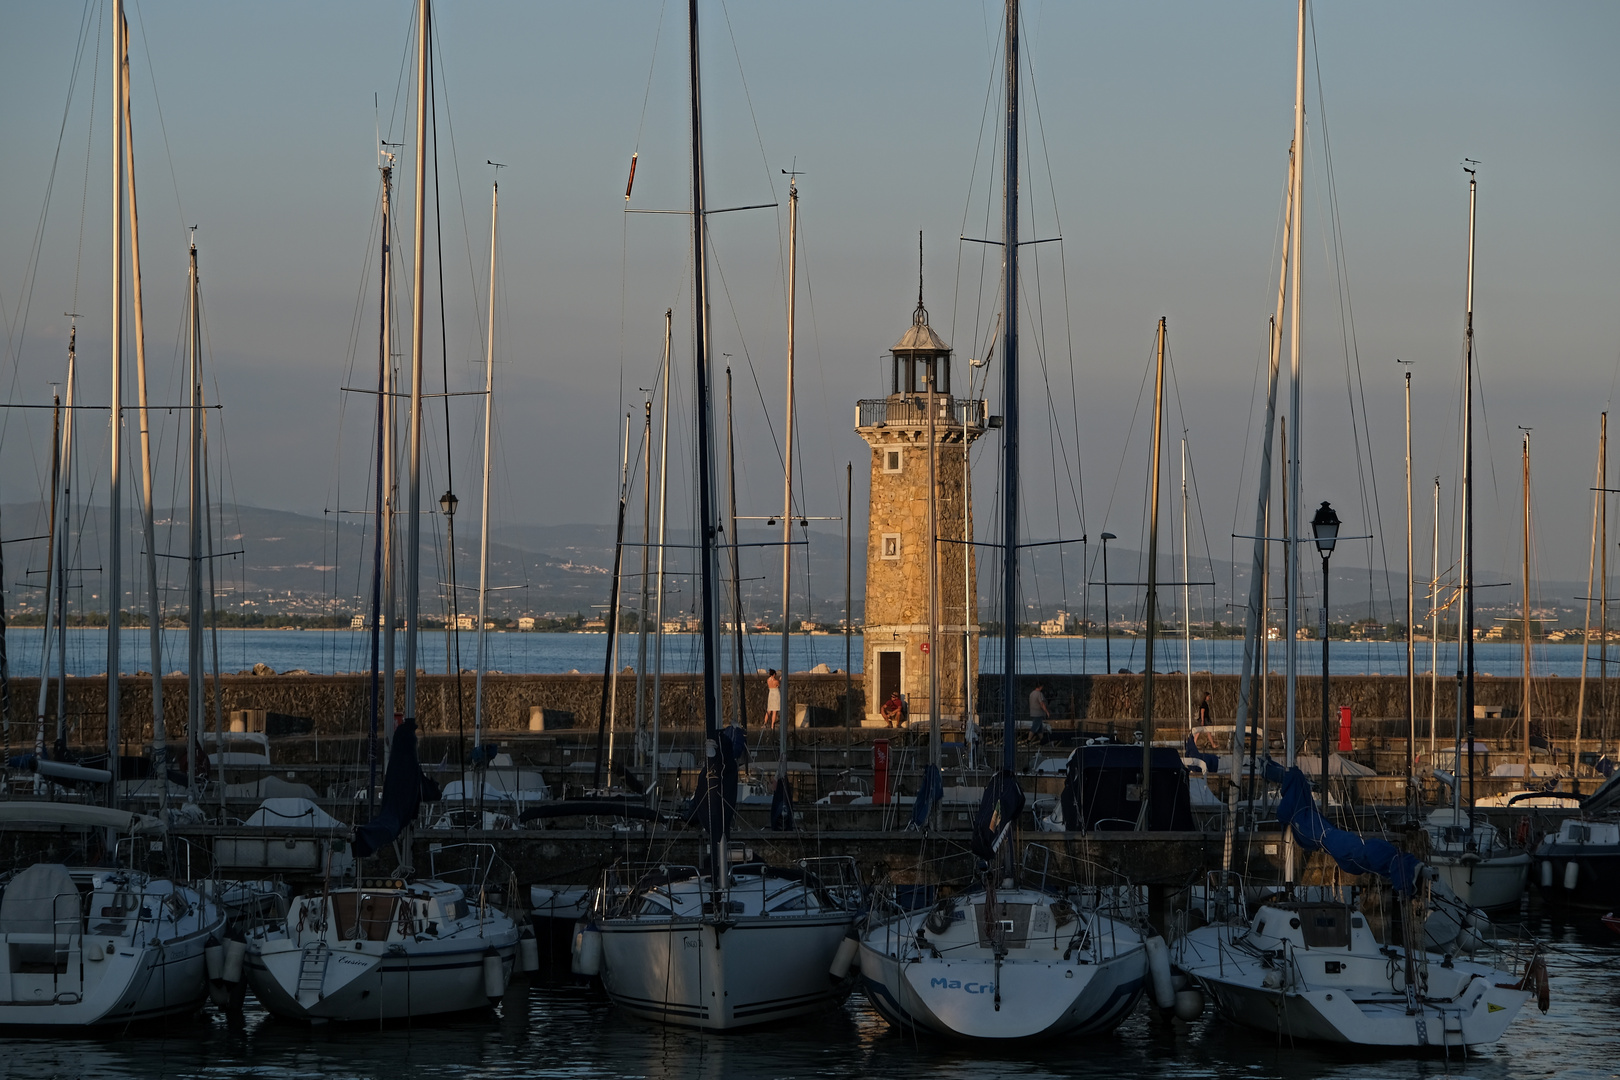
left=765, top=669, right=782, bottom=728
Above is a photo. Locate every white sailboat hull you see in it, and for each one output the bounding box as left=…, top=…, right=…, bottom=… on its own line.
left=247, top=933, right=516, bottom=1023
left=1430, top=852, right=1530, bottom=911
left=596, top=913, right=853, bottom=1029
left=857, top=942, right=1145, bottom=1040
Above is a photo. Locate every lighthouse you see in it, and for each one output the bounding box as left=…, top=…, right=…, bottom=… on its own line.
left=855, top=287, right=988, bottom=725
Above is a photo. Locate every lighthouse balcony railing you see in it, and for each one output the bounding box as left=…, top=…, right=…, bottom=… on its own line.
left=857, top=396, right=986, bottom=432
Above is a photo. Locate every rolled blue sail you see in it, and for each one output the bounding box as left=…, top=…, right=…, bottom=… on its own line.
left=1264, top=760, right=1424, bottom=894
left=353, top=718, right=426, bottom=859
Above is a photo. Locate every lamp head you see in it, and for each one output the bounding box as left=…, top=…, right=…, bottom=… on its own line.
left=440, top=490, right=459, bottom=517
left=1311, top=501, right=1340, bottom=556
left=1100, top=531, right=1117, bottom=542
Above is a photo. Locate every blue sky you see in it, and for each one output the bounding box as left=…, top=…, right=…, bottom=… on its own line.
left=2, top=1, right=1618, bottom=617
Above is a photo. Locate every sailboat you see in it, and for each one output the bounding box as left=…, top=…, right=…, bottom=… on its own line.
left=855, top=0, right=1149, bottom=1041
left=1177, top=20, right=1540, bottom=1047
left=1429, top=430, right=1534, bottom=907
left=243, top=0, right=519, bottom=1022
left=0, top=4, right=226, bottom=1027
left=579, top=0, right=859, bottom=1031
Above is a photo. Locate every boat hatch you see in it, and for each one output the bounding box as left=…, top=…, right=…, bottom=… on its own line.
left=331, top=892, right=402, bottom=941
left=1294, top=904, right=1351, bottom=949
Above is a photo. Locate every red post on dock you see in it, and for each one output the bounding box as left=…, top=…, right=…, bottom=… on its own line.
left=1338, top=706, right=1352, bottom=752
left=873, top=739, right=891, bottom=805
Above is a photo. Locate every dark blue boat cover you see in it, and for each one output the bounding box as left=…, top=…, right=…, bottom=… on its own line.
left=971, top=769, right=1025, bottom=861
left=909, top=763, right=944, bottom=829
left=1265, top=759, right=1424, bottom=894
left=353, top=718, right=426, bottom=859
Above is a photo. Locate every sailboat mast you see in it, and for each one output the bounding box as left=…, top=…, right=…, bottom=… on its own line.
left=1462, top=166, right=1477, bottom=816
left=370, top=157, right=393, bottom=811
left=595, top=413, right=631, bottom=788
left=1576, top=417, right=1601, bottom=793
left=1232, top=147, right=1293, bottom=861
left=122, top=30, right=164, bottom=794
left=1521, top=431, right=1532, bottom=782
left=635, top=398, right=651, bottom=769
left=687, top=0, right=728, bottom=874
left=778, top=178, right=798, bottom=773
left=403, top=0, right=430, bottom=726
left=474, top=178, right=497, bottom=752
left=1284, top=0, right=1305, bottom=776
left=1404, top=368, right=1415, bottom=798
left=725, top=370, right=745, bottom=731
left=998, top=0, right=1021, bottom=774
left=1430, top=477, right=1439, bottom=755
left=187, top=239, right=203, bottom=803
left=1182, top=437, right=1191, bottom=733
left=1139, top=317, right=1166, bottom=827
left=651, top=309, right=673, bottom=792
left=108, top=0, right=125, bottom=795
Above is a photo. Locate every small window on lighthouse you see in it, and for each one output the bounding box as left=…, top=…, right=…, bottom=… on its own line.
left=881, top=533, right=901, bottom=560
left=883, top=448, right=902, bottom=473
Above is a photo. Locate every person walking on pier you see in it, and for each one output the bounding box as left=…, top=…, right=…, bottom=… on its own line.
left=1198, top=691, right=1213, bottom=727
left=1029, top=681, right=1053, bottom=742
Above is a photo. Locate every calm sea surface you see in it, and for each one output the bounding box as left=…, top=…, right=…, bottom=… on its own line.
left=4, top=629, right=1602, bottom=681
left=0, top=908, right=1612, bottom=1079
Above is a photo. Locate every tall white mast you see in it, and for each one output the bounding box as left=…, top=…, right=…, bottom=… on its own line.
left=1283, top=0, right=1305, bottom=774
left=474, top=178, right=497, bottom=751
left=107, top=0, right=126, bottom=792
left=1182, top=437, right=1192, bottom=732
left=777, top=177, right=799, bottom=779
left=403, top=0, right=430, bottom=726
left=122, top=23, right=164, bottom=798
left=650, top=309, right=673, bottom=793
left=1429, top=477, right=1439, bottom=754
left=187, top=238, right=203, bottom=803
left=1403, top=365, right=1414, bottom=800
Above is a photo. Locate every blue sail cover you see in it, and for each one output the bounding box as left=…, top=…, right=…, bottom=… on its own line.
left=353, top=718, right=426, bottom=859
left=1265, top=760, right=1424, bottom=894
left=971, top=769, right=1026, bottom=861
left=687, top=725, right=747, bottom=834
left=909, top=764, right=944, bottom=830
left=770, top=774, right=795, bottom=831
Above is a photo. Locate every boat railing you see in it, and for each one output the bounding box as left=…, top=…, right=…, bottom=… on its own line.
left=426, top=841, right=513, bottom=910
left=598, top=862, right=702, bottom=919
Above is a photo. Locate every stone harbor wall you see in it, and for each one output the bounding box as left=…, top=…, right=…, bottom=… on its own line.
left=7, top=668, right=1607, bottom=749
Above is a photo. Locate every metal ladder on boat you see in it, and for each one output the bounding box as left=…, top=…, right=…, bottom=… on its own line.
left=295, top=942, right=330, bottom=1006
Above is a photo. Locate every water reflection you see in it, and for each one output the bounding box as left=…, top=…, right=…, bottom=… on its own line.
left=0, top=914, right=1612, bottom=1080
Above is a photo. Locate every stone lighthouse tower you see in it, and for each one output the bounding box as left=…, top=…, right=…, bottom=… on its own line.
left=856, top=287, right=987, bottom=724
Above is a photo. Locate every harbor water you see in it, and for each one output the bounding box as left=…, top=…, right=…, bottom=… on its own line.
left=0, top=909, right=1611, bottom=1079
left=6, top=628, right=1602, bottom=681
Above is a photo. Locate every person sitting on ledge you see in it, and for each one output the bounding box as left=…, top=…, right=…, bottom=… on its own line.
left=880, top=690, right=905, bottom=727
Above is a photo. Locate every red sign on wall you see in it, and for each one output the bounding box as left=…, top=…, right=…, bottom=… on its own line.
left=920, top=641, right=930, bottom=653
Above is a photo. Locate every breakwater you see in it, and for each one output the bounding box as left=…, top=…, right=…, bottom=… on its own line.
left=12, top=670, right=1613, bottom=748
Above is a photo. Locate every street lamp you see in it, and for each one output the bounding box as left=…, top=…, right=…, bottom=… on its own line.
left=439, top=490, right=458, bottom=518
left=1311, top=500, right=1340, bottom=813
left=1100, top=532, right=1117, bottom=674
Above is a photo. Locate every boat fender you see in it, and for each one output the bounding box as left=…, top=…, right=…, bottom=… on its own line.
left=829, top=932, right=860, bottom=981
left=1145, top=935, right=1176, bottom=1011
left=1517, top=953, right=1551, bottom=1013
left=518, top=929, right=540, bottom=974
left=1173, top=988, right=1204, bottom=1021
left=1563, top=860, right=1579, bottom=891
left=1540, top=860, right=1554, bottom=889
left=1262, top=968, right=1284, bottom=989
left=573, top=924, right=603, bottom=977
left=1458, top=927, right=1483, bottom=954
left=205, top=938, right=225, bottom=982
left=1465, top=909, right=1491, bottom=935
left=483, top=949, right=506, bottom=1000
left=221, top=938, right=247, bottom=984
left=1172, top=971, right=1190, bottom=992
left=86, top=942, right=104, bottom=962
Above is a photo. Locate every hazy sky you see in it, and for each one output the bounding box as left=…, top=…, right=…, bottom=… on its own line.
left=3, top=1, right=1618, bottom=622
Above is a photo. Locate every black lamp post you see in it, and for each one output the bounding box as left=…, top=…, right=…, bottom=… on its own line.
left=439, top=490, right=458, bottom=518
left=1100, top=532, right=1117, bottom=674
left=1311, top=500, right=1340, bottom=814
